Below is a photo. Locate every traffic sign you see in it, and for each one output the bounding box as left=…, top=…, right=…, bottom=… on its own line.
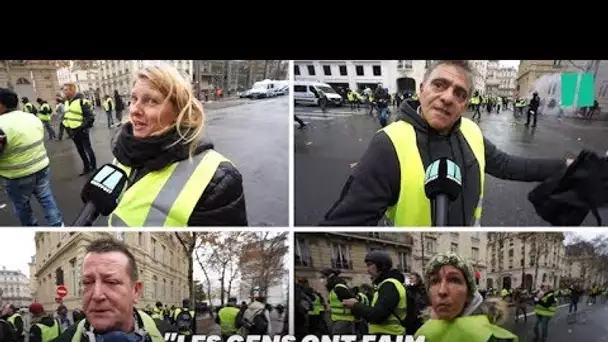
left=56, top=285, right=68, bottom=298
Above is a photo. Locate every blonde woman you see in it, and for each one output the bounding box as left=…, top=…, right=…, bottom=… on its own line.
left=108, top=63, right=247, bottom=227
left=415, top=252, right=518, bottom=342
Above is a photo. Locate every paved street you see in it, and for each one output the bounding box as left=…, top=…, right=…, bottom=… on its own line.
left=294, top=106, right=608, bottom=226
left=0, top=96, right=288, bottom=226
left=504, top=300, right=608, bottom=342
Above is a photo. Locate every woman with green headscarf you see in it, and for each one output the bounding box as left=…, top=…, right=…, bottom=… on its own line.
left=415, top=252, right=518, bottom=342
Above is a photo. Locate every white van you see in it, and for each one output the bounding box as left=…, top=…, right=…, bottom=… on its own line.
left=293, top=81, right=343, bottom=106
left=248, top=79, right=285, bottom=99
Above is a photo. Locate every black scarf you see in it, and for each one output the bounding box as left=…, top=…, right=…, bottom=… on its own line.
left=112, top=123, right=190, bottom=171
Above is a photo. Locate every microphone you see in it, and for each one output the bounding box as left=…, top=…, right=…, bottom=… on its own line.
left=424, top=158, right=463, bottom=226
left=72, top=164, right=129, bottom=226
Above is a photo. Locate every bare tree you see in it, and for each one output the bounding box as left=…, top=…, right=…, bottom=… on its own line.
left=175, top=232, right=204, bottom=310
left=240, top=232, right=288, bottom=298
left=206, top=232, right=252, bottom=305
left=194, top=232, right=221, bottom=308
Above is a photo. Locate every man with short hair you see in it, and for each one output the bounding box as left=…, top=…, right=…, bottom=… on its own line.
left=61, top=83, right=97, bottom=176
left=53, top=238, right=171, bottom=342
left=0, top=88, right=63, bottom=226
left=322, top=60, right=575, bottom=227
left=1, top=304, right=24, bottom=342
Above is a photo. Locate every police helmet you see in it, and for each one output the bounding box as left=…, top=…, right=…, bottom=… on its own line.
left=364, top=250, right=393, bottom=271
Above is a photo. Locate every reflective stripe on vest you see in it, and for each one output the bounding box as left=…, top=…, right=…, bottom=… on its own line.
left=71, top=310, right=164, bottom=342
left=383, top=118, right=485, bottom=226
left=368, top=278, right=407, bottom=335
left=309, top=293, right=323, bottom=315
left=108, top=150, right=230, bottom=227
left=37, top=319, right=61, bottom=342
left=534, top=293, right=557, bottom=317
left=416, top=315, right=518, bottom=342
left=62, top=99, right=85, bottom=129
left=24, top=102, right=34, bottom=113
left=103, top=98, right=113, bottom=111
left=357, top=292, right=369, bottom=306
left=38, top=103, right=52, bottom=121
left=0, top=111, right=49, bottom=179
left=218, top=306, right=240, bottom=334
left=329, top=284, right=354, bottom=322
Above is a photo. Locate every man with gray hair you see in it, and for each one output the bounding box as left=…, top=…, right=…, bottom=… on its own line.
left=322, top=60, right=575, bottom=227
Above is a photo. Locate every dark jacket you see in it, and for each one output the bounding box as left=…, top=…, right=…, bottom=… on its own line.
left=404, top=283, right=427, bottom=334
left=350, top=269, right=405, bottom=329
left=322, top=102, right=567, bottom=226
left=1, top=313, right=23, bottom=337
left=326, top=277, right=355, bottom=300
left=529, top=95, right=540, bottom=111
left=65, top=93, right=95, bottom=136
left=112, top=124, right=247, bottom=226
left=53, top=313, right=173, bottom=342
left=28, top=316, right=58, bottom=342
left=0, top=319, right=16, bottom=342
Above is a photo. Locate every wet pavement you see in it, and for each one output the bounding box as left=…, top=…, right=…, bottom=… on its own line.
left=0, top=96, right=289, bottom=227
left=504, top=300, right=608, bottom=342
left=294, top=106, right=608, bottom=226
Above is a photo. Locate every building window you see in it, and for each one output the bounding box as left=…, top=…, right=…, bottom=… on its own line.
left=152, top=276, right=158, bottom=298
left=398, top=252, right=409, bottom=272
left=295, top=238, right=312, bottom=267
left=151, top=238, right=157, bottom=259
left=70, top=258, right=78, bottom=296
left=294, top=65, right=300, bottom=76
left=323, top=65, right=331, bottom=76
left=307, top=65, right=315, bottom=76
left=472, top=247, right=479, bottom=260
left=373, top=65, right=382, bottom=76
left=331, top=243, right=352, bottom=270
left=339, top=65, right=347, bottom=76
left=355, top=65, right=364, bottom=76
left=450, top=243, right=458, bottom=253
left=425, top=238, right=436, bottom=254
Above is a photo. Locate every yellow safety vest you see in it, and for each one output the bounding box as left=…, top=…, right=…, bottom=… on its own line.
left=347, top=92, right=355, bottom=101
left=38, top=103, right=52, bottom=121
left=23, top=102, right=35, bottom=113
left=62, top=98, right=88, bottom=129
left=172, top=308, right=195, bottom=335
left=103, top=97, right=113, bottom=111
left=37, top=319, right=61, bottom=342
left=108, top=149, right=231, bottom=227
left=309, top=293, right=323, bottom=315
left=368, top=278, right=407, bottom=335
left=357, top=292, right=369, bottom=306
left=534, top=292, right=557, bottom=317
left=0, top=110, right=49, bottom=179
left=218, top=306, right=240, bottom=334
left=471, top=96, right=480, bottom=105
left=7, top=313, right=23, bottom=336
left=71, top=310, right=164, bottom=342
left=329, top=284, right=355, bottom=322
left=383, top=118, right=485, bottom=226
left=151, top=307, right=163, bottom=320
left=416, top=315, right=518, bottom=342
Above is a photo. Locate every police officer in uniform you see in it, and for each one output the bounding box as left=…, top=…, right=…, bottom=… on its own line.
left=343, top=251, right=407, bottom=340
left=217, top=297, right=240, bottom=340
left=28, top=303, right=61, bottom=342
left=322, top=60, right=575, bottom=227
left=1, top=304, right=24, bottom=342
left=60, top=83, right=97, bottom=176
left=0, top=88, right=64, bottom=226
left=52, top=238, right=172, bottom=342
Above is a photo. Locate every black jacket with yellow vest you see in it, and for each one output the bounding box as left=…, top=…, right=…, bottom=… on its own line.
left=350, top=269, right=405, bottom=326
left=111, top=123, right=247, bottom=226
left=322, top=101, right=567, bottom=226
left=52, top=310, right=173, bottom=342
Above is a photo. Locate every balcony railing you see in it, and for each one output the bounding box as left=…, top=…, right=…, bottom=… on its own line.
left=331, top=258, right=353, bottom=270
